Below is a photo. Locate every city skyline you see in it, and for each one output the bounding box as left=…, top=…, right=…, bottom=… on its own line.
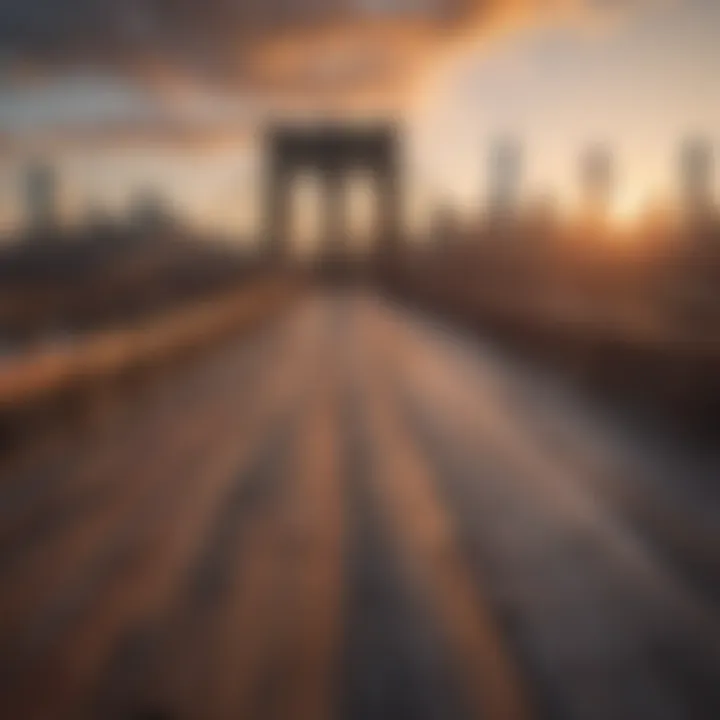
left=2, top=131, right=716, bottom=245
left=0, top=0, right=719, bottom=238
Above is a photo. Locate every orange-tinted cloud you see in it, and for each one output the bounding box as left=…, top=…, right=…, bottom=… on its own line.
left=0, top=0, right=646, bottom=157
left=0, top=119, right=253, bottom=160
left=1, top=1, right=602, bottom=103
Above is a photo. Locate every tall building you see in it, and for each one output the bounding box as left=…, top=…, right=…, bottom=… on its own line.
left=679, top=138, right=714, bottom=222
left=25, top=162, right=58, bottom=236
left=429, top=201, right=461, bottom=251
left=487, top=138, right=522, bottom=225
left=128, top=188, right=174, bottom=236
left=580, top=144, right=613, bottom=219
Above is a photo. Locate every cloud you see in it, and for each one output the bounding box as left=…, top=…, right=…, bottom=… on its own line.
left=0, top=1, right=605, bottom=100
left=0, top=117, right=254, bottom=161
left=0, top=0, right=650, bottom=154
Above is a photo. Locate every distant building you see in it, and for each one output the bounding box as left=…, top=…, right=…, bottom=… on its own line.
left=429, top=201, right=462, bottom=251
left=487, top=138, right=523, bottom=227
left=580, top=144, right=613, bottom=219
left=523, top=191, right=560, bottom=243
left=679, top=138, right=715, bottom=224
left=82, top=199, right=117, bottom=238
left=25, top=162, right=58, bottom=237
left=127, top=188, right=175, bottom=237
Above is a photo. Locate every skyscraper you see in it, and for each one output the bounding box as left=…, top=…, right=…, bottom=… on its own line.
left=25, top=162, right=58, bottom=237
left=580, top=144, right=613, bottom=219
left=487, top=138, right=522, bottom=226
left=429, top=200, right=461, bottom=251
left=128, top=187, right=173, bottom=236
left=679, top=138, right=714, bottom=223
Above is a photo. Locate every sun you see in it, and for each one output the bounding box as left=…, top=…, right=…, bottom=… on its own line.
left=609, top=191, right=644, bottom=231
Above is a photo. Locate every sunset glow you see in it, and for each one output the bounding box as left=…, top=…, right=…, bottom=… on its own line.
left=0, top=0, right=717, bottom=238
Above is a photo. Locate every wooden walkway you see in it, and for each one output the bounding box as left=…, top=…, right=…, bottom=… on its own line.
left=0, top=290, right=718, bottom=720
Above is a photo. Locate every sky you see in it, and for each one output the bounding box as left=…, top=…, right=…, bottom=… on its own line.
left=0, top=0, right=718, bottom=239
